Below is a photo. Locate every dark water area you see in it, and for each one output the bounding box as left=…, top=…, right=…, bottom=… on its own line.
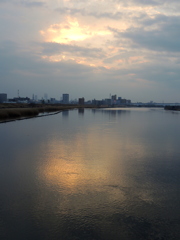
left=0, top=108, right=180, bottom=240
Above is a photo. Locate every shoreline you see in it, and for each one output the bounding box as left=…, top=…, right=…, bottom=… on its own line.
left=0, top=104, right=96, bottom=123
left=0, top=110, right=62, bottom=124
left=164, top=106, right=180, bottom=111
left=1, top=104, right=179, bottom=123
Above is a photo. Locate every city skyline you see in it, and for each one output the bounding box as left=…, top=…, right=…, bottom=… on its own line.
left=1, top=0, right=180, bottom=102
left=3, top=91, right=180, bottom=106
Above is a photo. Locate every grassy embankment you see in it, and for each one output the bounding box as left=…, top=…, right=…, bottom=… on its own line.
left=0, top=103, right=89, bottom=121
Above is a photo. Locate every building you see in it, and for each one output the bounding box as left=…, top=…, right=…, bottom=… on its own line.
left=92, top=99, right=103, bottom=106
left=79, top=97, right=85, bottom=105
left=0, top=93, right=7, bottom=103
left=8, top=97, right=30, bottom=103
left=111, top=95, right=117, bottom=104
left=62, top=94, right=69, bottom=104
left=50, top=98, right=56, bottom=103
left=126, top=100, right=131, bottom=105
left=121, top=99, right=127, bottom=104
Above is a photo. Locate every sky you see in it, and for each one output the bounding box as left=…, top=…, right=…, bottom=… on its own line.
left=0, top=0, right=180, bottom=102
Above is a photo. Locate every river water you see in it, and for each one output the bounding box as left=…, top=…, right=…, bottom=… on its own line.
left=0, top=108, right=180, bottom=240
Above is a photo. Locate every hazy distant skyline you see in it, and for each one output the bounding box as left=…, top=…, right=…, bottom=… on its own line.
left=1, top=0, right=180, bottom=102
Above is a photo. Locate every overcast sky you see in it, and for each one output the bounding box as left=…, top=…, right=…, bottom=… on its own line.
left=1, top=0, right=180, bottom=102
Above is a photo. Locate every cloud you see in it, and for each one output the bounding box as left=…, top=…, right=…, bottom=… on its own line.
left=20, top=1, right=46, bottom=8
left=0, top=41, right=93, bottom=74
left=0, top=0, right=46, bottom=7
left=56, top=7, right=123, bottom=20
left=130, top=0, right=161, bottom=6
left=41, top=42, right=104, bottom=58
left=110, top=15, right=180, bottom=52
left=0, top=40, right=100, bottom=98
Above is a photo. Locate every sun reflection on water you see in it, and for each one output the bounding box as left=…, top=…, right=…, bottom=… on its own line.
left=38, top=113, right=147, bottom=199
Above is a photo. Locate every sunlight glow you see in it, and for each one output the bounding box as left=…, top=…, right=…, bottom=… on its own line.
left=41, top=17, right=112, bottom=44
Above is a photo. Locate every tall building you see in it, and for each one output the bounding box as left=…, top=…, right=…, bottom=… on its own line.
left=62, top=94, right=69, bottom=104
left=111, top=95, right=117, bottom=104
left=0, top=93, right=7, bottom=103
left=79, top=97, right=85, bottom=105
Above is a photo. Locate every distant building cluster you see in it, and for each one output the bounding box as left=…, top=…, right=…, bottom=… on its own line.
left=2, top=92, right=175, bottom=107
left=0, top=92, right=132, bottom=106
left=8, top=97, right=30, bottom=103
left=92, top=94, right=131, bottom=107
left=0, top=90, right=131, bottom=106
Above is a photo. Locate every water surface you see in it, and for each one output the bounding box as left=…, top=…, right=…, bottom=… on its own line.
left=0, top=108, right=180, bottom=239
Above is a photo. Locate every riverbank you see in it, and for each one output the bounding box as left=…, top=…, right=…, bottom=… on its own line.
left=0, top=104, right=95, bottom=122
left=164, top=106, right=180, bottom=111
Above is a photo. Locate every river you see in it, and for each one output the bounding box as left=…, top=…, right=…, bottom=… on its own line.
left=0, top=108, right=180, bottom=239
